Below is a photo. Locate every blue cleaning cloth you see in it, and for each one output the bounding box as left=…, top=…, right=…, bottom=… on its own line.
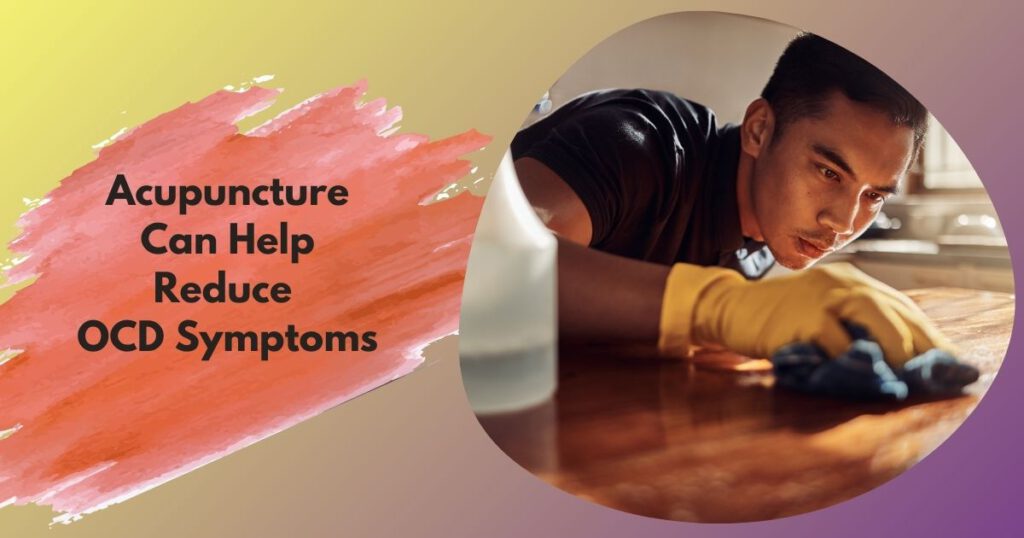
left=771, top=324, right=979, bottom=401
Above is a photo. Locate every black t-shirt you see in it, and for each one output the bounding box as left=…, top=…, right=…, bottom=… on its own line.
left=510, top=88, right=774, bottom=279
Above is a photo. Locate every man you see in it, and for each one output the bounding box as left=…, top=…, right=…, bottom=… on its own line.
left=509, top=33, right=954, bottom=366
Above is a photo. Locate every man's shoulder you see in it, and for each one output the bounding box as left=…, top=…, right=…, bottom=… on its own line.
left=530, top=88, right=722, bottom=151
left=558, top=88, right=717, bottom=120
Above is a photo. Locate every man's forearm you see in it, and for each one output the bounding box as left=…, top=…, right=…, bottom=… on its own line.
left=512, top=156, right=671, bottom=344
left=556, top=237, right=670, bottom=344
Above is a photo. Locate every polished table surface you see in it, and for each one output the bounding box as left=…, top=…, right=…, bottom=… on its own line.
left=478, top=288, right=1015, bottom=522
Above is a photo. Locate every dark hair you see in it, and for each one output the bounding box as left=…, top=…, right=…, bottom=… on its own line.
left=762, top=33, right=928, bottom=154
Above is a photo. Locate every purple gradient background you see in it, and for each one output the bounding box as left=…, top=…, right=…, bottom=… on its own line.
left=0, top=2, right=1021, bottom=536
left=454, top=4, right=1024, bottom=536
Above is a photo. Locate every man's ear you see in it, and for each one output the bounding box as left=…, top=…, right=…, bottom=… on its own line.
left=741, top=98, right=774, bottom=158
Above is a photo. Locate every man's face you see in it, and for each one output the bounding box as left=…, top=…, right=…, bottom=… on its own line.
left=748, top=92, right=916, bottom=270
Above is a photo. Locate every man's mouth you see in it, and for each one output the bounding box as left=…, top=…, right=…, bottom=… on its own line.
left=796, top=236, right=835, bottom=257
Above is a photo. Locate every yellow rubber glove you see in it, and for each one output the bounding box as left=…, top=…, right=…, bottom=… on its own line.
left=658, top=262, right=956, bottom=367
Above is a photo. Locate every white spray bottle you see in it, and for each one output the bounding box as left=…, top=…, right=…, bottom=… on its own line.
left=459, top=150, right=558, bottom=414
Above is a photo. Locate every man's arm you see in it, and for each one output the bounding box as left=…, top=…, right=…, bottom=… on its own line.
left=514, top=157, right=670, bottom=344
left=513, top=156, right=956, bottom=368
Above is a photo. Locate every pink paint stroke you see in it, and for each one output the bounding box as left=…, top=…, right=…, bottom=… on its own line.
left=0, top=81, right=489, bottom=522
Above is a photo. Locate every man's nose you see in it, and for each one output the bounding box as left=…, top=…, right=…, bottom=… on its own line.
left=818, top=195, right=859, bottom=236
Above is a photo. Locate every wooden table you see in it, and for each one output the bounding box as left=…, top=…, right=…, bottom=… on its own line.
left=477, top=288, right=1015, bottom=522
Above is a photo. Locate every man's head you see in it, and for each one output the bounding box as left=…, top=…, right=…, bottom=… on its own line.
left=738, top=33, right=928, bottom=270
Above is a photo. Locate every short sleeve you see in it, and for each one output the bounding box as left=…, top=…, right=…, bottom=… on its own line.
left=516, top=105, right=675, bottom=247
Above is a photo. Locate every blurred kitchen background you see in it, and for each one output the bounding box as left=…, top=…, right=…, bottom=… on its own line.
left=521, top=12, right=1012, bottom=293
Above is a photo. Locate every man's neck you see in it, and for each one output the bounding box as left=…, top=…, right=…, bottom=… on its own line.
left=735, top=151, right=764, bottom=241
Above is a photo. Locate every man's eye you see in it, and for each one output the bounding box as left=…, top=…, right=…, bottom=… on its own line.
left=865, top=191, right=885, bottom=203
left=818, top=166, right=840, bottom=182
